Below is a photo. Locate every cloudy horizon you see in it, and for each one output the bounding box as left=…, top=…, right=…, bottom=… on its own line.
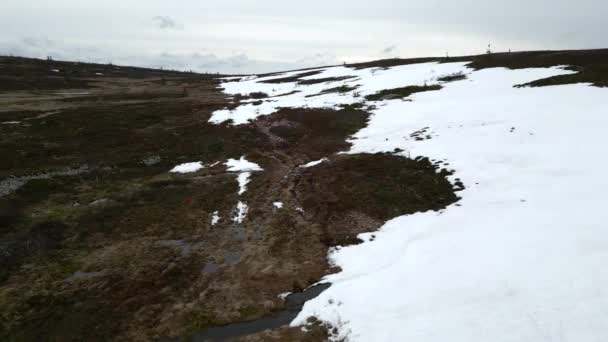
left=1, top=0, right=607, bottom=74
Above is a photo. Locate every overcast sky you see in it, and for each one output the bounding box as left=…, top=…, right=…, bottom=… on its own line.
left=1, top=0, right=607, bottom=74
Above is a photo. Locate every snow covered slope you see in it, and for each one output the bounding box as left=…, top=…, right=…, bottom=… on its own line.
left=213, top=62, right=608, bottom=341
left=209, top=62, right=469, bottom=125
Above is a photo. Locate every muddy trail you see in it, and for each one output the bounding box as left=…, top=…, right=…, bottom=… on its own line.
left=0, top=56, right=464, bottom=342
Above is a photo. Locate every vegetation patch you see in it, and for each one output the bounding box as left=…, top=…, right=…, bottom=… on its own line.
left=297, top=76, right=356, bottom=85
left=264, top=107, right=369, bottom=161
left=438, top=72, right=467, bottom=82
left=299, top=153, right=458, bottom=219
left=466, top=50, right=608, bottom=88
left=259, top=71, right=322, bottom=84
left=347, top=57, right=438, bottom=70
left=0, top=55, right=217, bottom=92
left=305, top=84, right=359, bottom=98
left=296, top=153, right=459, bottom=246
left=347, top=49, right=608, bottom=88
left=365, top=84, right=442, bottom=101
left=248, top=92, right=269, bottom=99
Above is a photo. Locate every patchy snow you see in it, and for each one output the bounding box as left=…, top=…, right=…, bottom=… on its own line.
left=212, top=60, right=608, bottom=341
left=211, top=211, right=220, bottom=226
left=278, top=292, right=291, bottom=301
left=169, top=162, right=204, bottom=173
left=226, top=156, right=263, bottom=196
left=301, top=158, right=328, bottom=168
left=209, top=62, right=469, bottom=125
left=1, top=121, right=20, bottom=125
left=282, top=64, right=608, bottom=342
left=224, top=157, right=263, bottom=221
left=273, top=202, right=284, bottom=209
left=225, top=156, right=263, bottom=172
left=237, top=172, right=252, bottom=195
left=233, top=201, right=248, bottom=224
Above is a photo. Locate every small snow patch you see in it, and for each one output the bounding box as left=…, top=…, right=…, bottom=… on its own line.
left=211, top=211, right=220, bottom=225
left=225, top=156, right=263, bottom=172
left=170, top=162, right=204, bottom=173
left=278, top=292, right=291, bottom=300
left=233, top=201, right=248, bottom=223
left=302, top=158, right=328, bottom=168
left=237, top=172, right=252, bottom=195
left=273, top=202, right=284, bottom=209
left=226, top=157, right=263, bottom=196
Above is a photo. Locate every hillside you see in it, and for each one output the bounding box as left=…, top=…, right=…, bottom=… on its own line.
left=1, top=49, right=608, bottom=341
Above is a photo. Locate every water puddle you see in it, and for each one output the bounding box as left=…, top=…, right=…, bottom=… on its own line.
left=223, top=251, right=241, bottom=265
left=0, top=165, right=90, bottom=197
left=202, top=262, right=219, bottom=274
left=232, top=225, right=247, bottom=241
left=161, top=283, right=331, bottom=342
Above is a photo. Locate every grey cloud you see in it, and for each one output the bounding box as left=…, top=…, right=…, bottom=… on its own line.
left=153, top=16, right=179, bottom=29
left=382, top=45, right=397, bottom=54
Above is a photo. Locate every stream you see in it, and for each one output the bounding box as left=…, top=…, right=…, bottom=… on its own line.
left=162, top=283, right=330, bottom=342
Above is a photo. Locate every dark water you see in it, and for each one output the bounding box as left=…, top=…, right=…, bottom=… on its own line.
left=161, top=283, right=330, bottom=342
